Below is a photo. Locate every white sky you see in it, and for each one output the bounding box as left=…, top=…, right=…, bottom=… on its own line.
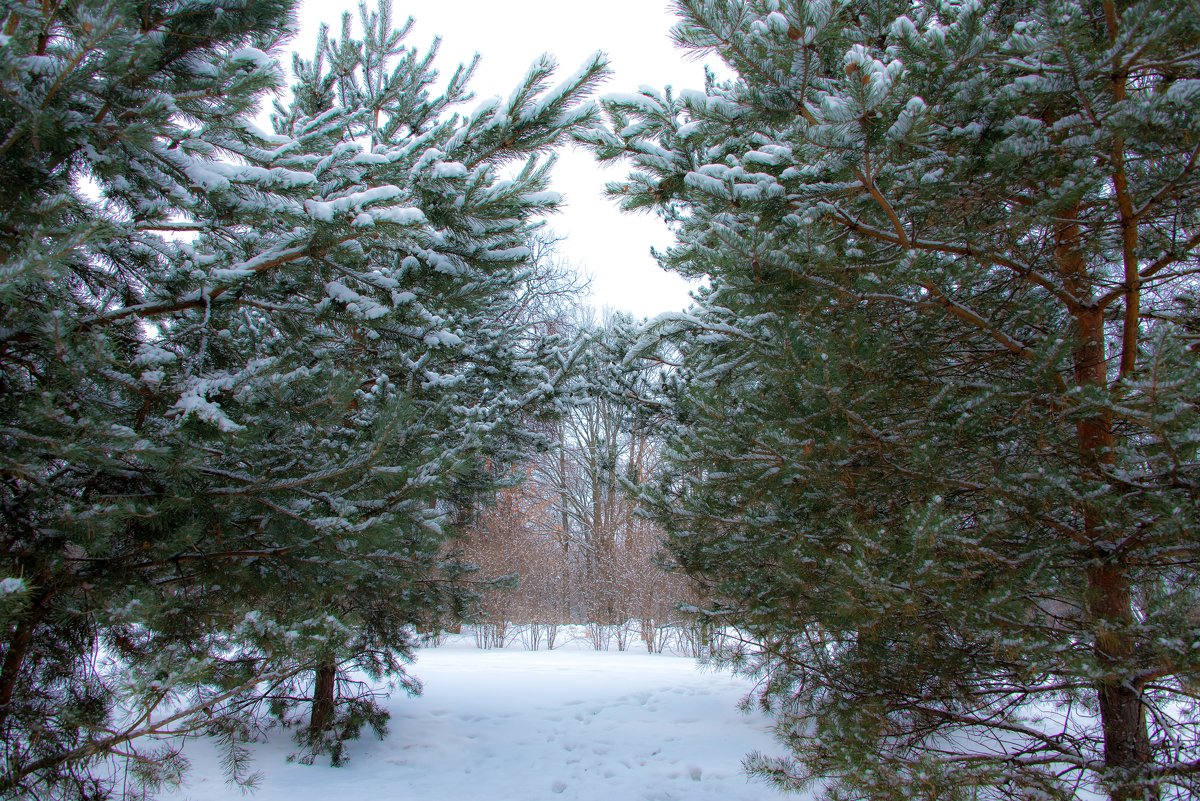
left=289, top=0, right=721, bottom=318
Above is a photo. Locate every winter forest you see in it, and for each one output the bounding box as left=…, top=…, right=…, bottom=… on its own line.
left=2, top=0, right=1199, bottom=799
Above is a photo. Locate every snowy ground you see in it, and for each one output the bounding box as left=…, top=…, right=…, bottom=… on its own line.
left=164, top=633, right=796, bottom=801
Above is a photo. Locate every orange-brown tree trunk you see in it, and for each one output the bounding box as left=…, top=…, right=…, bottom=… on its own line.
left=1060, top=218, right=1153, bottom=801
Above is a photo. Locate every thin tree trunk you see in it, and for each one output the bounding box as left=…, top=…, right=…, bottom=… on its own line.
left=1059, top=217, right=1154, bottom=801
left=1088, top=562, right=1154, bottom=801
left=308, top=655, right=338, bottom=737
left=0, top=583, right=56, bottom=734
left=559, top=425, right=572, bottom=621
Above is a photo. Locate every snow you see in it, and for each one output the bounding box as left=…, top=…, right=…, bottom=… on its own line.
left=324, top=281, right=390, bottom=319
left=520, top=190, right=563, bottom=206
left=351, top=206, right=426, bottom=227
left=162, top=633, right=794, bottom=801
left=134, top=342, right=177, bottom=366
left=184, top=162, right=231, bottom=192
left=227, top=48, right=276, bottom=70
left=1164, top=78, right=1200, bottom=105
left=765, top=11, right=789, bottom=33
left=169, top=387, right=244, bottom=432
left=432, top=161, right=469, bottom=179
left=524, top=51, right=606, bottom=124
left=423, top=330, right=463, bottom=347
left=305, top=186, right=406, bottom=222
left=140, top=369, right=166, bottom=387
left=604, top=91, right=666, bottom=116
left=683, top=171, right=731, bottom=199
left=184, top=161, right=316, bottom=193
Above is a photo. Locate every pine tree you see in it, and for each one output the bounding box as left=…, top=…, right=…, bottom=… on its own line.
left=582, top=1, right=1200, bottom=799
left=0, top=0, right=607, bottom=795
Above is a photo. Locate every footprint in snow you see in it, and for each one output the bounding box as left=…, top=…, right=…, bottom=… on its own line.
left=688, top=766, right=703, bottom=781
left=551, top=780, right=568, bottom=794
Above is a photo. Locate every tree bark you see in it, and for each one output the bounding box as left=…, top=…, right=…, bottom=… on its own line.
left=1088, top=563, right=1154, bottom=801
left=641, top=616, right=655, bottom=653
left=308, top=655, right=338, bottom=737
left=1059, top=217, right=1154, bottom=801
left=0, top=582, right=56, bottom=734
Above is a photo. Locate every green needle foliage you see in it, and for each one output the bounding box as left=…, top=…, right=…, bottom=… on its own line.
left=582, top=1, right=1200, bottom=799
left=0, top=0, right=606, bottom=796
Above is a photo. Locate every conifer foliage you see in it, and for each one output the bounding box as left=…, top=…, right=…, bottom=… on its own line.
left=584, top=1, right=1200, bottom=799
left=0, top=0, right=606, bottom=795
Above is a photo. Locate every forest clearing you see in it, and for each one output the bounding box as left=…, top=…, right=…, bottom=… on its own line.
left=160, top=631, right=790, bottom=801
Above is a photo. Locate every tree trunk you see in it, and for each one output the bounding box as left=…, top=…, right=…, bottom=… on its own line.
left=308, top=655, right=338, bottom=736
left=0, top=583, right=56, bottom=734
left=1088, top=563, right=1154, bottom=801
left=641, top=616, right=655, bottom=653
left=1059, top=218, right=1153, bottom=801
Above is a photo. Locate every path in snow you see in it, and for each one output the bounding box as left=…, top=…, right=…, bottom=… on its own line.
left=166, top=637, right=796, bottom=801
